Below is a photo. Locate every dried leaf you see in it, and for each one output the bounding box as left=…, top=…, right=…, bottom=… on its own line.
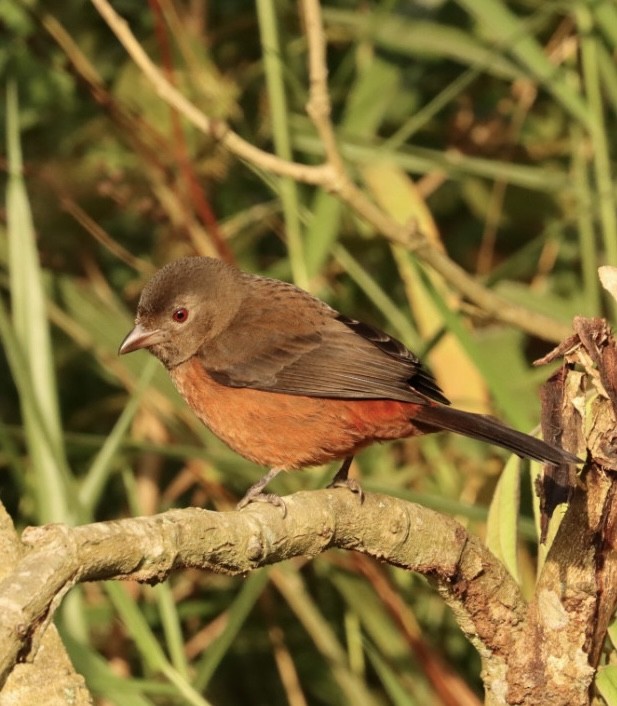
left=599, top=266, right=617, bottom=304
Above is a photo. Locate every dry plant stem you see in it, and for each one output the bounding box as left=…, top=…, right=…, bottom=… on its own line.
left=0, top=489, right=522, bottom=690
left=350, top=555, right=482, bottom=706
left=59, top=195, right=153, bottom=274
left=303, top=0, right=345, bottom=177
left=89, top=0, right=333, bottom=186
left=148, top=0, right=233, bottom=262
left=418, top=246, right=571, bottom=342
left=40, top=11, right=223, bottom=261
left=89, top=0, right=571, bottom=343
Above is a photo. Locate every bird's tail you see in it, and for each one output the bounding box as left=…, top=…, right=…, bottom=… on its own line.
left=413, top=404, right=580, bottom=465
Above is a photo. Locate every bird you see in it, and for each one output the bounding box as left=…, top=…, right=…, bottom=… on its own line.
left=119, top=256, right=579, bottom=511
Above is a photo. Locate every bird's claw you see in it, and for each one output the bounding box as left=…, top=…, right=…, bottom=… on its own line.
left=326, top=456, right=363, bottom=502
left=237, top=491, right=287, bottom=517
left=327, top=476, right=365, bottom=504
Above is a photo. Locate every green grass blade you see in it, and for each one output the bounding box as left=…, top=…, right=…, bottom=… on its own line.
left=152, top=583, right=190, bottom=679
left=486, top=454, right=521, bottom=583
left=577, top=5, right=617, bottom=319
left=256, top=0, right=307, bottom=289
left=275, top=566, right=381, bottom=706
left=322, top=8, right=521, bottom=80
left=596, top=666, right=617, bottom=706
left=366, top=480, right=537, bottom=541
left=456, top=0, right=590, bottom=127
left=598, top=43, right=617, bottom=117
left=6, top=81, right=64, bottom=449
left=64, top=633, right=159, bottom=706
left=333, top=245, right=420, bottom=349
left=5, top=81, right=72, bottom=523
left=593, top=1, right=617, bottom=51
left=194, top=569, right=271, bottom=690
left=78, top=357, right=158, bottom=518
left=305, top=57, right=401, bottom=276
left=292, top=128, right=569, bottom=193
left=365, top=643, right=422, bottom=706
left=409, top=260, right=533, bottom=429
left=571, top=123, right=601, bottom=317
left=105, top=582, right=213, bottom=706
left=382, top=67, right=478, bottom=152
left=104, top=581, right=170, bottom=669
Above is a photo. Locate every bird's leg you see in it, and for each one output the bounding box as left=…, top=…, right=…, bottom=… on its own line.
left=327, top=456, right=364, bottom=502
left=237, top=467, right=287, bottom=515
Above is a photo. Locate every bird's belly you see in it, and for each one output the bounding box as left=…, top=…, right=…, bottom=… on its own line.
left=169, top=357, right=421, bottom=469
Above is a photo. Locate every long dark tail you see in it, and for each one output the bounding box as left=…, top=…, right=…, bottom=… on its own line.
left=413, top=404, right=580, bottom=465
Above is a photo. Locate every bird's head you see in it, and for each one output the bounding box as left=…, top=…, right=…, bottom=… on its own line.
left=119, top=257, right=244, bottom=368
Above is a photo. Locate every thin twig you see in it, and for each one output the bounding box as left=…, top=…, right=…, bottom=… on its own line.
left=90, top=0, right=334, bottom=187
left=60, top=195, right=154, bottom=273
left=303, top=0, right=345, bottom=177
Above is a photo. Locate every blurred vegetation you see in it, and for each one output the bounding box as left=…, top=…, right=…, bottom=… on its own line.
left=1, top=0, right=615, bottom=704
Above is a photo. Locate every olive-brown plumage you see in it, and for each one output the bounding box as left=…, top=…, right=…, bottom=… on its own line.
left=120, top=256, right=579, bottom=508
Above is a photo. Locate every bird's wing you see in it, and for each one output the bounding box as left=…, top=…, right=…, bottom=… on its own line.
left=196, top=277, right=448, bottom=405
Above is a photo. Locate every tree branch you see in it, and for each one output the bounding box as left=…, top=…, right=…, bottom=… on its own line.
left=0, top=505, right=91, bottom=705
left=0, top=489, right=521, bottom=689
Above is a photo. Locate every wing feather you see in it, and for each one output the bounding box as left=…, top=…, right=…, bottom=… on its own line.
left=198, top=276, right=448, bottom=405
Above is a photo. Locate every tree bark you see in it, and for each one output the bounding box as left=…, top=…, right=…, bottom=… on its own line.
left=0, top=504, right=92, bottom=706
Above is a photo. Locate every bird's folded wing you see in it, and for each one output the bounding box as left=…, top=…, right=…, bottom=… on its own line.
left=196, top=281, right=448, bottom=405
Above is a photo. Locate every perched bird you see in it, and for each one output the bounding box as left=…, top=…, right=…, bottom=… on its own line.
left=119, top=256, right=579, bottom=510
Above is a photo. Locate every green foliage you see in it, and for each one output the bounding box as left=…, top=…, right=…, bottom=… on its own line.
left=0, top=0, right=613, bottom=703
left=597, top=666, right=617, bottom=706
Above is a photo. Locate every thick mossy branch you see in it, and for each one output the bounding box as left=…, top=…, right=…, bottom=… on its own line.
left=0, top=489, right=520, bottom=689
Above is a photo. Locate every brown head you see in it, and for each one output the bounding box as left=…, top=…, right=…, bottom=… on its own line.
left=119, top=257, right=245, bottom=368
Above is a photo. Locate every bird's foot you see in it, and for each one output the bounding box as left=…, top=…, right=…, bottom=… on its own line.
left=327, top=476, right=365, bottom=503
left=326, top=456, right=364, bottom=503
left=236, top=490, right=287, bottom=516
left=236, top=467, right=287, bottom=516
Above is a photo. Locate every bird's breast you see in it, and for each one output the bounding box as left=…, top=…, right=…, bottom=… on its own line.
left=169, top=357, right=424, bottom=469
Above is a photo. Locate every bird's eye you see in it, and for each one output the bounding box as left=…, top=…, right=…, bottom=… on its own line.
left=172, top=307, right=189, bottom=323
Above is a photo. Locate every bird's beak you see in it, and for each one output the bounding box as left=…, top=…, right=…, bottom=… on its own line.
left=118, top=323, right=166, bottom=355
